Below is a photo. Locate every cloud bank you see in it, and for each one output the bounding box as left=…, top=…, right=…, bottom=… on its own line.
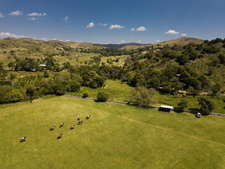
left=0, top=32, right=27, bottom=38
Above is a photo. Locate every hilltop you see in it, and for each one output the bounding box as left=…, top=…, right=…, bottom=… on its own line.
left=153, top=37, right=204, bottom=47
left=118, top=37, right=203, bottom=51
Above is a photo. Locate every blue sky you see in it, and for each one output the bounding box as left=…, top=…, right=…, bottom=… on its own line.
left=0, top=0, right=225, bottom=44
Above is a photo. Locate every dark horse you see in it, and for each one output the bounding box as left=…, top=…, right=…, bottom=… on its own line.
left=77, top=116, right=80, bottom=121
left=57, top=133, right=63, bottom=139
left=50, top=126, right=55, bottom=131
left=70, top=125, right=75, bottom=130
left=19, top=136, right=26, bottom=143
left=86, top=115, right=90, bottom=120
left=77, top=120, right=83, bottom=125
left=59, top=123, right=64, bottom=128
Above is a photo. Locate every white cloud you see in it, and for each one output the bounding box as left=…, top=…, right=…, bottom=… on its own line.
left=0, top=13, right=4, bottom=18
left=136, top=26, right=147, bottom=31
left=0, top=32, right=27, bottom=38
left=27, top=12, right=46, bottom=17
left=64, top=16, right=69, bottom=22
left=120, top=40, right=125, bottom=43
left=26, top=12, right=47, bottom=21
left=99, top=23, right=107, bottom=26
left=165, top=30, right=179, bottom=35
left=87, top=22, right=95, bottom=28
left=27, top=17, right=36, bottom=21
left=137, top=40, right=141, bottom=43
left=9, top=10, right=23, bottom=16
left=181, top=33, right=187, bottom=37
left=156, top=40, right=160, bottom=42
left=109, top=24, right=124, bottom=29
left=131, top=28, right=135, bottom=31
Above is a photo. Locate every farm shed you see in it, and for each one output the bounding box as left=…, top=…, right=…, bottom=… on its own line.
left=159, top=105, right=174, bottom=112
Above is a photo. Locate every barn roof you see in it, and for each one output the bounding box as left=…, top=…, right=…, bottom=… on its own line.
left=160, top=105, right=173, bottom=109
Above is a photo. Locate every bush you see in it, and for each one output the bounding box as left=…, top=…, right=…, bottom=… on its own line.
left=175, top=99, right=187, bottom=112
left=4, top=89, right=24, bottom=103
left=67, top=81, right=80, bottom=92
left=96, top=92, right=109, bottom=102
left=198, top=97, right=215, bottom=115
left=82, top=91, right=89, bottom=98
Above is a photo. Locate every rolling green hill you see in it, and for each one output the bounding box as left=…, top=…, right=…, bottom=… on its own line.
left=153, top=37, right=204, bottom=47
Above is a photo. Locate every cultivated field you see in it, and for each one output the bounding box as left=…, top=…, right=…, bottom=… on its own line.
left=1, top=96, right=225, bottom=169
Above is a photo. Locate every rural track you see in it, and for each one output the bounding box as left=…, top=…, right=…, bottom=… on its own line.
left=63, top=96, right=225, bottom=148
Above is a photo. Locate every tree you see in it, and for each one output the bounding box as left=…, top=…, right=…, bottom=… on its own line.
left=175, top=99, right=187, bottom=112
left=43, top=71, right=49, bottom=78
left=129, top=73, right=146, bottom=87
left=26, top=85, right=36, bottom=103
left=212, top=83, right=221, bottom=96
left=198, top=97, right=214, bottom=115
left=0, top=62, right=8, bottom=80
left=218, top=54, right=225, bottom=64
left=67, top=81, right=80, bottom=92
left=97, top=92, right=109, bottom=102
left=130, top=87, right=156, bottom=106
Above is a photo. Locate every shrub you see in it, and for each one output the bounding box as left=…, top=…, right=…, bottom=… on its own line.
left=82, top=91, right=89, bottom=98
left=175, top=99, right=187, bottom=112
left=0, top=85, right=24, bottom=104
left=97, top=92, right=109, bottom=102
left=198, top=97, right=214, bottom=115
left=68, top=81, right=80, bottom=92
left=4, top=89, right=24, bottom=103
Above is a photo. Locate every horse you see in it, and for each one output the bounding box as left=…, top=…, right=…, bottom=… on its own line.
left=57, top=133, right=63, bottom=139
left=70, top=125, right=75, bottom=130
left=77, top=116, right=80, bottom=121
left=86, top=115, right=90, bottom=120
left=19, top=136, right=26, bottom=143
left=50, top=126, right=55, bottom=131
left=59, top=123, right=64, bottom=128
left=78, top=120, right=83, bottom=125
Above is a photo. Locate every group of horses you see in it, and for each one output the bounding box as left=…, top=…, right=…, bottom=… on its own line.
left=50, top=115, right=90, bottom=139
left=19, top=115, right=90, bottom=142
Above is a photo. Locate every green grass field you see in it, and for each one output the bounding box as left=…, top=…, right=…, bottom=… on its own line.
left=67, top=80, right=225, bottom=114
left=1, top=96, right=225, bottom=169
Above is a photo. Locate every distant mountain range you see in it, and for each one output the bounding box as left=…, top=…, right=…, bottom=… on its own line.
left=100, top=43, right=146, bottom=49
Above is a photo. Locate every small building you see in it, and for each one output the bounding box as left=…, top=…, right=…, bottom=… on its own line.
left=159, top=105, right=174, bottom=112
left=39, top=64, right=46, bottom=67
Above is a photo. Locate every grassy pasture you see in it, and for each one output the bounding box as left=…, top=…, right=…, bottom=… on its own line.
left=1, top=96, right=225, bottom=169
left=68, top=80, right=225, bottom=114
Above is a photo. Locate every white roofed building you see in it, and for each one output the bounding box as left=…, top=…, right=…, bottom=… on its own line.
left=159, top=105, right=174, bottom=112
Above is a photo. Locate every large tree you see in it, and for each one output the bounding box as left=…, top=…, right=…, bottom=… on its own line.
left=130, top=87, right=156, bottom=106
left=198, top=97, right=214, bottom=115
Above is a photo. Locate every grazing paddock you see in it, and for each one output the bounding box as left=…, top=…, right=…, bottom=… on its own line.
left=0, top=96, right=225, bottom=169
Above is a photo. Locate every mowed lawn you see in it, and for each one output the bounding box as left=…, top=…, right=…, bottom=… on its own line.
left=1, top=96, right=225, bottom=169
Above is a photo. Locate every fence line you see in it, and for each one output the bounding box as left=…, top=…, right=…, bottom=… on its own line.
left=63, top=95, right=225, bottom=117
